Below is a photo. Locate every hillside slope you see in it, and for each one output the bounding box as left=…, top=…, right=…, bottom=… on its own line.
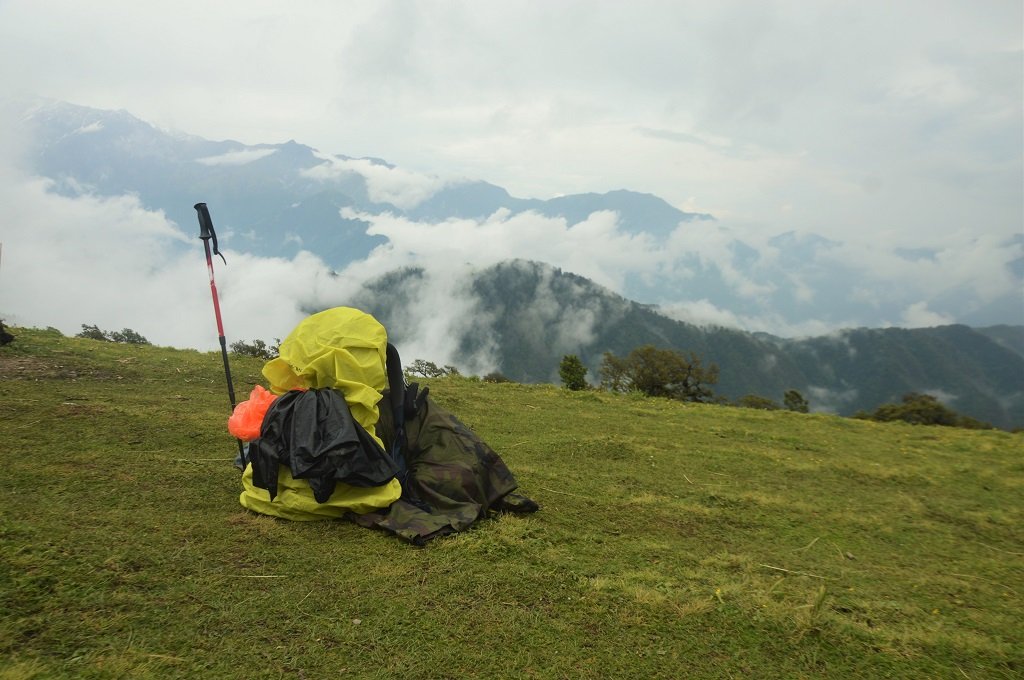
left=347, top=260, right=1024, bottom=429
left=1, top=328, right=1021, bottom=679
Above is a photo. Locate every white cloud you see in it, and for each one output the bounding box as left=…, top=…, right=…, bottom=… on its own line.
left=888, top=58, right=976, bottom=107
left=0, top=0, right=1016, bottom=252
left=323, top=201, right=1022, bottom=337
left=339, top=207, right=660, bottom=293
left=0, top=174, right=204, bottom=343
left=303, top=155, right=447, bottom=210
left=196, top=148, right=277, bottom=166
left=657, top=299, right=746, bottom=330
left=922, top=388, right=958, bottom=406
left=512, top=264, right=604, bottom=355
left=900, top=302, right=955, bottom=329
left=378, top=265, right=500, bottom=375
left=665, top=224, right=776, bottom=299
left=0, top=173, right=353, bottom=351
left=824, top=235, right=1020, bottom=309
left=806, top=385, right=859, bottom=414
left=74, top=120, right=103, bottom=134
left=0, top=110, right=344, bottom=350
left=335, top=259, right=615, bottom=377
left=656, top=299, right=847, bottom=338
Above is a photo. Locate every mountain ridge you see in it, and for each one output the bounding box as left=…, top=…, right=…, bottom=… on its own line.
left=19, top=98, right=1021, bottom=335
left=343, top=259, right=1024, bottom=429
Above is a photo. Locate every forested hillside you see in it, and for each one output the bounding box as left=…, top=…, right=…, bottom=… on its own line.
left=348, top=261, right=1024, bottom=429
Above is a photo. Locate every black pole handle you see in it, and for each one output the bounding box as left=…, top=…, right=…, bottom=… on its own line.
left=194, top=202, right=226, bottom=264
left=194, top=202, right=214, bottom=240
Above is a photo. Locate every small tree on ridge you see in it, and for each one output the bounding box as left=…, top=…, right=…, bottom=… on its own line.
left=599, top=345, right=718, bottom=402
left=559, top=354, right=588, bottom=391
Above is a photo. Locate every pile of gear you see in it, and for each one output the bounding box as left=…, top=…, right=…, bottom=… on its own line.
left=227, top=307, right=538, bottom=545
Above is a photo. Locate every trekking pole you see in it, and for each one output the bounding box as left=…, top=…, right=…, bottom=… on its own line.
left=194, top=202, right=246, bottom=465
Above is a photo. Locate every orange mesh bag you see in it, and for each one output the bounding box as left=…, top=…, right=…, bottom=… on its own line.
left=227, top=385, right=279, bottom=442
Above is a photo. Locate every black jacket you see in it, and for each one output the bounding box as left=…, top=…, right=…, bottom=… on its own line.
left=248, top=389, right=399, bottom=503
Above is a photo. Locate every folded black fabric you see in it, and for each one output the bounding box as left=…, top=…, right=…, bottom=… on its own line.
left=249, top=389, right=399, bottom=502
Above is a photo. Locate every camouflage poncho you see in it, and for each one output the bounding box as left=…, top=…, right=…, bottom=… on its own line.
left=350, top=388, right=539, bottom=545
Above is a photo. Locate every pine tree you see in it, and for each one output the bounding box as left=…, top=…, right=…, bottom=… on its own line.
left=558, top=354, right=588, bottom=391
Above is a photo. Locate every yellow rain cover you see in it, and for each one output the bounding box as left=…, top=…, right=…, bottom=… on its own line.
left=240, top=465, right=402, bottom=520
left=240, top=307, right=401, bottom=519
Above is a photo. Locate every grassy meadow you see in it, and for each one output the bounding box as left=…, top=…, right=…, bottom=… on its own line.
left=1, top=327, right=1021, bottom=679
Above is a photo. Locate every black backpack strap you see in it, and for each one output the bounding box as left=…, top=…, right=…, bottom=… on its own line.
left=385, top=343, right=409, bottom=481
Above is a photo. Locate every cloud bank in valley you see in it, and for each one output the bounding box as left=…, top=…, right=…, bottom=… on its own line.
left=330, top=204, right=1022, bottom=336
left=0, top=110, right=334, bottom=351
left=1, top=147, right=1020, bottom=368
left=0, top=91, right=1021, bottom=375
left=0, top=170, right=328, bottom=350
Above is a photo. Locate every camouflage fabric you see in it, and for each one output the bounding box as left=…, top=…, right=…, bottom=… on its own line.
left=350, top=391, right=538, bottom=545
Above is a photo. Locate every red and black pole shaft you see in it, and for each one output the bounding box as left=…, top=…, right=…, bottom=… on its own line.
left=194, top=203, right=245, bottom=463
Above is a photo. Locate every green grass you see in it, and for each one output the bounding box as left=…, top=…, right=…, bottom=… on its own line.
left=1, top=327, right=1022, bottom=679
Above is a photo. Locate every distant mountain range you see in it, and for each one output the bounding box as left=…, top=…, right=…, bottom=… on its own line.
left=20, top=99, right=1023, bottom=334
left=13, top=99, right=1024, bottom=428
left=23, top=100, right=708, bottom=274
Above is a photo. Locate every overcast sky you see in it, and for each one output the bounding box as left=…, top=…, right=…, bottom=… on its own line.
left=0, top=0, right=1021, bottom=355
left=1, top=0, right=1020, bottom=243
